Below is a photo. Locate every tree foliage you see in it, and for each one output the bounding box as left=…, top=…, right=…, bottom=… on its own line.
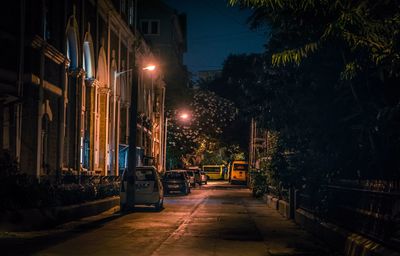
left=230, top=0, right=400, bottom=70
left=166, top=89, right=238, bottom=168
left=222, top=0, right=400, bottom=190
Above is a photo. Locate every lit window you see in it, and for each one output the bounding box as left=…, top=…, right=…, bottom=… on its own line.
left=121, top=0, right=126, bottom=12
left=129, top=4, right=134, bottom=25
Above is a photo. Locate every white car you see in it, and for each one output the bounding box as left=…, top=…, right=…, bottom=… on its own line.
left=133, top=166, right=164, bottom=210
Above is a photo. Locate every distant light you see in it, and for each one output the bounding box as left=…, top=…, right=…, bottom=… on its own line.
left=180, top=113, right=189, bottom=119
left=143, top=65, right=156, bottom=71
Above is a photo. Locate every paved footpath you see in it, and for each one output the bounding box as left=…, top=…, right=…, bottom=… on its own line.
left=1, top=182, right=340, bottom=255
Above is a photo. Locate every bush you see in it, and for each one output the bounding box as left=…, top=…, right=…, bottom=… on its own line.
left=251, top=170, right=268, bottom=198
left=0, top=175, right=120, bottom=211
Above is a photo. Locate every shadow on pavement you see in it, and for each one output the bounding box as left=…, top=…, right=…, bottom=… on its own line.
left=130, top=206, right=165, bottom=213
left=1, top=212, right=123, bottom=255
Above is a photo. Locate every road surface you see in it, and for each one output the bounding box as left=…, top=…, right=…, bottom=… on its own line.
left=4, top=181, right=337, bottom=255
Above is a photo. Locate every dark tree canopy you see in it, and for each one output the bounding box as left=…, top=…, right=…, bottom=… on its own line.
left=220, top=0, right=400, bottom=185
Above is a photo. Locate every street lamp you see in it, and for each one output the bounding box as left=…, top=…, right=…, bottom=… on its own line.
left=120, top=64, right=157, bottom=212
left=163, top=111, right=191, bottom=171
left=180, top=113, right=189, bottom=120
left=141, top=65, right=156, bottom=166
left=143, top=65, right=156, bottom=71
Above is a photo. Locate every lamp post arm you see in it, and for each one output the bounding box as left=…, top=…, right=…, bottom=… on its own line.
left=115, top=68, right=134, bottom=77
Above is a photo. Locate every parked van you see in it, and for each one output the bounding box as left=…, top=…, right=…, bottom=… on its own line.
left=134, top=166, right=164, bottom=210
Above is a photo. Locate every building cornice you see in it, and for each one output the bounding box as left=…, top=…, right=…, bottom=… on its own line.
left=31, top=35, right=70, bottom=67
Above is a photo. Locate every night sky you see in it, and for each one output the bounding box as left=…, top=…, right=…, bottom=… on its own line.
left=164, top=0, right=267, bottom=75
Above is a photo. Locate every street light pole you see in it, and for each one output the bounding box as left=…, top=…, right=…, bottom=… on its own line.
left=114, top=69, right=133, bottom=176
left=119, top=68, right=137, bottom=212
left=120, top=64, right=156, bottom=212
left=125, top=66, right=139, bottom=212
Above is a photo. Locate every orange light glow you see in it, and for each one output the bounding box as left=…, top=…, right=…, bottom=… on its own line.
left=180, top=113, right=189, bottom=119
left=143, top=65, right=156, bottom=71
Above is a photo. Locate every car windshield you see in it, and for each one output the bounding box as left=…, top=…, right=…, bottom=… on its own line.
left=165, top=171, right=185, bottom=180
left=233, top=164, right=248, bottom=171
left=135, top=169, right=155, bottom=181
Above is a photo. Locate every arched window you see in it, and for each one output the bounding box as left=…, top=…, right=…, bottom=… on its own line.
left=83, top=32, right=95, bottom=79
left=94, top=47, right=108, bottom=171
left=66, top=17, right=79, bottom=69
left=97, top=47, right=108, bottom=87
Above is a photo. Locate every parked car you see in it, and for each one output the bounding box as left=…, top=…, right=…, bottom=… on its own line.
left=132, top=166, right=164, bottom=210
left=199, top=170, right=208, bottom=185
left=185, top=170, right=197, bottom=187
left=163, top=170, right=191, bottom=195
left=187, top=166, right=206, bottom=185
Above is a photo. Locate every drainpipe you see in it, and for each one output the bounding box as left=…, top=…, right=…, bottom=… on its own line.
left=35, top=0, right=46, bottom=180
left=16, top=0, right=26, bottom=164
left=105, top=12, right=111, bottom=175
left=57, top=65, right=67, bottom=182
left=36, top=45, right=45, bottom=180
left=75, top=71, right=84, bottom=181
left=115, top=30, right=122, bottom=176
left=57, top=3, right=68, bottom=181
left=115, top=96, right=120, bottom=176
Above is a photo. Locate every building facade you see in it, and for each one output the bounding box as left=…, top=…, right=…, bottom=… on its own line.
left=0, top=0, right=165, bottom=178
left=136, top=0, right=188, bottom=108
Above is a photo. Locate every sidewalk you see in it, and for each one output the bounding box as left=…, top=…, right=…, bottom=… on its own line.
left=0, top=206, right=121, bottom=255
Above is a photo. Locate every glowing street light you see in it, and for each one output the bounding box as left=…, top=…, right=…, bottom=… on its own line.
left=180, top=113, right=189, bottom=120
left=163, top=111, right=191, bottom=171
left=143, top=65, right=156, bottom=71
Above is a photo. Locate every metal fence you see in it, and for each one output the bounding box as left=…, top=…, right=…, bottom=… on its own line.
left=296, top=179, right=400, bottom=251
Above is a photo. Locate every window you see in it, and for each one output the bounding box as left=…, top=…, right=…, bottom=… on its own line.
left=128, top=1, right=134, bottom=26
left=140, top=20, right=160, bottom=35
left=141, top=21, right=149, bottom=34
left=135, top=169, right=155, bottom=181
left=151, top=21, right=158, bottom=34
left=121, top=0, right=126, bottom=13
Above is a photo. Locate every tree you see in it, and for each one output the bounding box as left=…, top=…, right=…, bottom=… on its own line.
left=166, top=89, right=238, bottom=168
left=227, top=0, right=400, bottom=182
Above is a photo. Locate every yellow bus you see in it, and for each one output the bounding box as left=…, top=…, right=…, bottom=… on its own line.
left=230, top=160, right=248, bottom=184
left=202, top=165, right=224, bottom=180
